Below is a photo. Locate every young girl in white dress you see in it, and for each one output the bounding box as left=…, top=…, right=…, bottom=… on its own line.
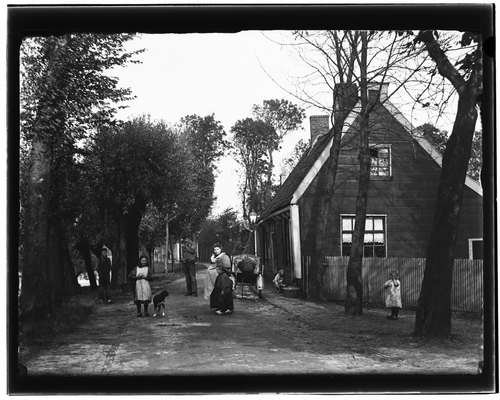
left=384, top=271, right=402, bottom=320
left=129, top=255, right=152, bottom=317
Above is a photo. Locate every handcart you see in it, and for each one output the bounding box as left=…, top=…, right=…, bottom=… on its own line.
left=231, top=254, right=264, bottom=299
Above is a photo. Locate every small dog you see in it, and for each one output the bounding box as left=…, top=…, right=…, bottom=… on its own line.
left=152, top=289, right=169, bottom=317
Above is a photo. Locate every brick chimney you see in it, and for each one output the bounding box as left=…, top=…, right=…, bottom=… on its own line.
left=334, top=83, right=358, bottom=117
left=368, top=82, right=389, bottom=103
left=309, top=115, right=330, bottom=143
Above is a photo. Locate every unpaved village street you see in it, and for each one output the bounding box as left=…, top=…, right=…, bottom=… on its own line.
left=22, top=266, right=483, bottom=375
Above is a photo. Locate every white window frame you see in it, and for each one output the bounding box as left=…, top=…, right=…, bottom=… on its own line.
left=369, top=143, right=392, bottom=177
left=468, top=238, right=483, bottom=260
left=340, top=214, right=388, bottom=257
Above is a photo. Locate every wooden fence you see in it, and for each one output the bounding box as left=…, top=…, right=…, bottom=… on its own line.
left=152, top=261, right=183, bottom=274
left=305, top=256, right=483, bottom=313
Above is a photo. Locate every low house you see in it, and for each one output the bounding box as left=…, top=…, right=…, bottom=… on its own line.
left=256, top=83, right=483, bottom=299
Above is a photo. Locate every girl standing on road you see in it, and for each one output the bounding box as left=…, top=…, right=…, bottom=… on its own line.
left=384, top=271, right=402, bottom=320
left=129, top=255, right=152, bottom=317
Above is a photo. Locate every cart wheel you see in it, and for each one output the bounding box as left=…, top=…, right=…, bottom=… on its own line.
left=258, top=290, right=262, bottom=298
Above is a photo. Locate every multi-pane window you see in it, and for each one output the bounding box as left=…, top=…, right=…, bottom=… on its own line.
left=341, top=215, right=386, bottom=257
left=370, top=145, right=391, bottom=177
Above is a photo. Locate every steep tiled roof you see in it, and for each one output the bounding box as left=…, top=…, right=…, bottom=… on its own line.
left=258, top=131, right=333, bottom=222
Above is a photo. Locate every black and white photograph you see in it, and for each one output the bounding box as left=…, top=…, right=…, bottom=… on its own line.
left=8, top=4, right=495, bottom=395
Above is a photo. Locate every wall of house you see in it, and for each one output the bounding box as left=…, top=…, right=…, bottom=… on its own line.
left=299, top=103, right=483, bottom=297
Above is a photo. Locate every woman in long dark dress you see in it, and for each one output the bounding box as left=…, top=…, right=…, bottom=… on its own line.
left=209, top=245, right=234, bottom=314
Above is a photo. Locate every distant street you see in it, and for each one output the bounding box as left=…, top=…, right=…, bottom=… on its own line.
left=23, top=266, right=482, bottom=375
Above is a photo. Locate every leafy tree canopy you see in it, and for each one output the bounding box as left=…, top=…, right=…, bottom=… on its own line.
left=230, top=118, right=277, bottom=217
left=170, top=114, right=227, bottom=237
left=178, top=114, right=227, bottom=169
left=252, top=99, right=306, bottom=142
left=87, top=116, right=186, bottom=217
left=281, top=138, right=310, bottom=180
left=20, top=34, right=142, bottom=144
left=418, top=123, right=482, bottom=181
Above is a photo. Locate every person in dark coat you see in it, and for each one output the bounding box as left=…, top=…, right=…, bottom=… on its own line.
left=182, top=239, right=198, bottom=296
left=209, top=245, right=234, bottom=315
left=97, top=247, right=112, bottom=303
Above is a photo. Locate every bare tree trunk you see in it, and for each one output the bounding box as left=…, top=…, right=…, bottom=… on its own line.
left=148, top=247, right=154, bottom=274
left=47, top=224, right=61, bottom=304
left=56, top=222, right=78, bottom=296
left=110, top=238, right=120, bottom=289
left=19, top=37, right=69, bottom=320
left=414, top=90, right=478, bottom=337
left=125, top=207, right=142, bottom=273
left=306, top=82, right=359, bottom=298
left=20, top=138, right=52, bottom=320
left=266, top=149, right=274, bottom=204
left=300, top=30, right=361, bottom=298
left=169, top=236, right=175, bottom=271
left=413, top=30, right=483, bottom=338
left=120, top=216, right=129, bottom=281
left=75, top=239, right=98, bottom=289
left=241, top=175, right=248, bottom=221
left=345, top=31, right=369, bottom=316
left=344, top=110, right=370, bottom=315
left=111, top=215, right=128, bottom=288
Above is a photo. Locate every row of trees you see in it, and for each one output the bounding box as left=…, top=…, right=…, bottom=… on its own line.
left=20, top=34, right=141, bottom=320
left=19, top=34, right=227, bottom=325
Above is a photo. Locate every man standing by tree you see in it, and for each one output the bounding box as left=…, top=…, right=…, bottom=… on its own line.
left=182, top=239, right=198, bottom=296
left=97, top=247, right=112, bottom=304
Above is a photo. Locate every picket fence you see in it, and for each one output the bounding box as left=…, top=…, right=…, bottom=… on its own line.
left=304, top=256, right=483, bottom=313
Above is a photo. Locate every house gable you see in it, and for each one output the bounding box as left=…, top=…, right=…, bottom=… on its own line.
left=298, top=102, right=483, bottom=260
left=258, top=127, right=333, bottom=221
left=383, top=100, right=482, bottom=196
left=291, top=102, right=362, bottom=203
left=260, top=95, right=482, bottom=225
left=292, top=100, right=482, bottom=205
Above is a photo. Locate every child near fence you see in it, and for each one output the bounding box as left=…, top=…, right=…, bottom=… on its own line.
left=273, top=268, right=286, bottom=293
left=384, top=271, right=402, bottom=320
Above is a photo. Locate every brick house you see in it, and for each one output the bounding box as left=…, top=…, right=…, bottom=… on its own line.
left=256, top=83, right=483, bottom=298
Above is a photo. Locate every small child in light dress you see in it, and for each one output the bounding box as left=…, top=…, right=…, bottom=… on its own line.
left=273, top=268, right=286, bottom=292
left=383, top=271, right=402, bottom=320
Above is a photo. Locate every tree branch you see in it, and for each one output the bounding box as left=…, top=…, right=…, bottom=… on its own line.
left=417, top=30, right=466, bottom=95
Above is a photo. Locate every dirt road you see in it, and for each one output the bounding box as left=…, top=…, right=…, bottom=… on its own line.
left=23, top=267, right=482, bottom=375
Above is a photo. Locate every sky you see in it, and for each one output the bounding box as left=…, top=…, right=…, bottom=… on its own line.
left=112, top=31, right=463, bottom=218
left=114, top=31, right=316, bottom=217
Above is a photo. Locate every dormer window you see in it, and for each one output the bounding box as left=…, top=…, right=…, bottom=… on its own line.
left=370, top=144, right=391, bottom=177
